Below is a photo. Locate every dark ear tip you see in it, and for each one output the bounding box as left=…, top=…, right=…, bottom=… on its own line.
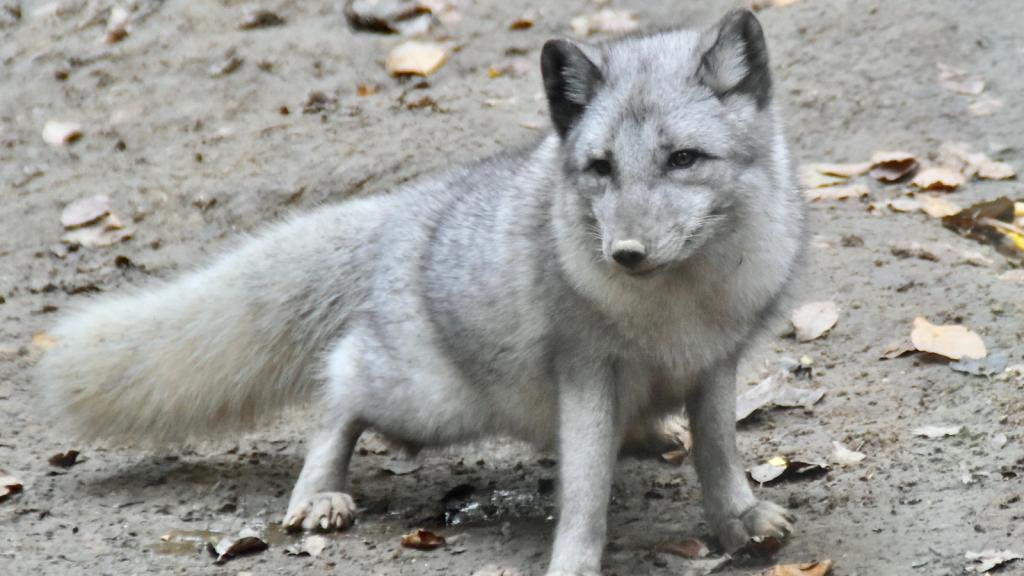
left=719, top=8, right=764, bottom=37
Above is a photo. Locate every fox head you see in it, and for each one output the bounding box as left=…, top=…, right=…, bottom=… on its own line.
left=542, top=9, right=789, bottom=278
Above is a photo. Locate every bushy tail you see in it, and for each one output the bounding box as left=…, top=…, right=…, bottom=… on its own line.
left=34, top=203, right=379, bottom=446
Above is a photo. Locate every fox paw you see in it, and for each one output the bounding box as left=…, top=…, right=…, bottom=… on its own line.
left=284, top=492, right=356, bottom=532
left=715, top=500, right=793, bottom=553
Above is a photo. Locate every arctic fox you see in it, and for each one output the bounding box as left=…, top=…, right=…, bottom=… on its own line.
left=37, top=9, right=805, bottom=575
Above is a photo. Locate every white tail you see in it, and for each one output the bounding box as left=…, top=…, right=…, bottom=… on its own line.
left=35, top=202, right=382, bottom=446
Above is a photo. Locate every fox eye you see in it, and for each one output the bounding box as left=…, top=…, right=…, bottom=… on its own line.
left=668, top=150, right=702, bottom=169
left=589, top=159, right=612, bottom=176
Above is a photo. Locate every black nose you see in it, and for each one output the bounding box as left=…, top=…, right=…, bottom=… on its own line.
left=612, top=248, right=646, bottom=269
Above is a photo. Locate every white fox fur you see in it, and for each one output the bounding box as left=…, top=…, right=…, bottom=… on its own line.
left=36, top=10, right=805, bottom=575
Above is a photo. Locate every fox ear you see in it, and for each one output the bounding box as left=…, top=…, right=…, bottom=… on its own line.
left=696, top=9, right=772, bottom=109
left=541, top=39, right=603, bottom=139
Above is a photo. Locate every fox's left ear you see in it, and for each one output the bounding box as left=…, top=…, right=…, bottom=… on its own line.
left=696, top=9, right=772, bottom=109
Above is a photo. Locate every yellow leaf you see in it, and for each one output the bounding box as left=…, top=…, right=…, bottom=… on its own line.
left=32, top=331, right=57, bottom=350
left=910, top=317, right=986, bottom=360
left=385, top=41, right=449, bottom=76
left=768, top=456, right=788, bottom=467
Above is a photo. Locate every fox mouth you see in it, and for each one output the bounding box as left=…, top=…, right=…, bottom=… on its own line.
left=620, top=263, right=667, bottom=278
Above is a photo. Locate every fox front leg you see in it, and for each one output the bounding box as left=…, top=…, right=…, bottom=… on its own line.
left=547, top=362, right=622, bottom=576
left=685, top=363, right=792, bottom=552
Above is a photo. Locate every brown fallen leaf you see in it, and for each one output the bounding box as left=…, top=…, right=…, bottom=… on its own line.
left=303, top=91, right=338, bottom=114
left=937, top=63, right=984, bottom=96
left=910, top=317, right=986, bottom=360
left=208, top=535, right=268, bottom=565
left=570, top=8, right=638, bottom=37
left=357, top=84, right=380, bottom=97
left=749, top=457, right=829, bottom=485
left=766, top=560, right=835, bottom=576
left=509, top=9, right=538, bottom=30
left=48, top=450, right=80, bottom=468
left=386, top=41, right=449, bottom=76
left=239, top=9, right=285, bottom=30
left=42, top=120, right=82, bottom=147
left=942, top=197, right=1023, bottom=259
left=746, top=535, right=783, bottom=556
left=868, top=151, right=919, bottom=182
left=0, top=474, right=24, bottom=502
left=790, top=301, right=839, bottom=342
left=912, top=167, right=966, bottom=191
left=102, top=6, right=130, bottom=44
left=61, top=195, right=111, bottom=228
left=344, top=0, right=429, bottom=34
left=804, top=183, right=869, bottom=202
left=662, top=538, right=710, bottom=558
left=401, top=529, right=445, bottom=550
left=917, top=195, right=961, bottom=218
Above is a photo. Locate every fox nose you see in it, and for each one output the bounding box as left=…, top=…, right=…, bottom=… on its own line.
left=611, top=239, right=647, bottom=269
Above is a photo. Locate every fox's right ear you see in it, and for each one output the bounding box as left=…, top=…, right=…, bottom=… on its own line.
left=541, top=39, right=603, bottom=139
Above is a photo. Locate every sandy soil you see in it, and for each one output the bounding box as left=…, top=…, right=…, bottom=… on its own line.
left=2, top=0, right=1023, bottom=575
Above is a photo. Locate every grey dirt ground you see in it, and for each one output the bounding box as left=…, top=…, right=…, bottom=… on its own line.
left=2, top=0, right=1023, bottom=575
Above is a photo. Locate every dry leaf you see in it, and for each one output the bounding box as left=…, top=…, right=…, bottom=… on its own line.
left=386, top=41, right=449, bottom=76
left=831, top=441, right=865, bottom=466
left=509, top=9, right=537, bottom=30
left=48, top=450, right=80, bottom=467
left=804, top=184, right=869, bottom=202
left=736, top=371, right=788, bottom=421
left=61, top=195, right=111, bottom=228
left=913, top=425, right=962, bottom=438
left=0, top=474, right=23, bottom=502
left=766, top=560, right=835, bottom=576
left=239, top=9, right=285, bottom=30
left=401, top=529, right=445, bottom=550
left=791, top=301, right=839, bottom=342
left=32, top=331, right=57, bottom=350
left=42, top=120, right=82, bottom=147
left=747, top=535, right=783, bottom=556
left=917, top=195, right=961, bottom=218
left=964, top=550, right=1022, bottom=573
left=208, top=535, right=268, bottom=564
left=799, top=165, right=845, bottom=189
left=772, top=386, right=826, bottom=409
left=998, top=270, right=1024, bottom=281
left=937, top=64, right=984, bottom=96
left=662, top=538, right=710, bottom=558
left=304, top=535, right=326, bottom=557
left=967, top=95, right=1004, bottom=117
left=912, top=167, right=966, bottom=191
left=381, top=460, right=421, bottom=475
left=942, top=197, right=1022, bottom=259
left=911, top=317, right=986, bottom=360
left=772, top=0, right=804, bottom=6
left=488, top=57, right=531, bottom=79
left=357, top=84, right=380, bottom=97
left=102, top=6, right=130, bottom=43
left=868, top=151, right=919, bottom=182
left=570, top=8, right=638, bottom=37
left=344, top=0, right=429, bottom=34
left=811, top=162, right=872, bottom=178
left=880, top=338, right=915, bottom=359
left=62, top=216, right=133, bottom=248
left=937, top=141, right=1015, bottom=180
